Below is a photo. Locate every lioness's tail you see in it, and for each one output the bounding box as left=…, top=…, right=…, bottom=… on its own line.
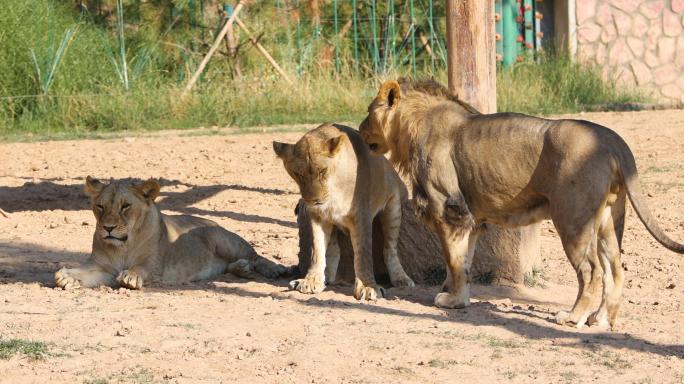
left=618, top=148, right=684, bottom=253
left=214, top=228, right=296, bottom=279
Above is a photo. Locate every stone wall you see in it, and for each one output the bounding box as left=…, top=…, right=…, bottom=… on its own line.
left=575, top=0, right=684, bottom=104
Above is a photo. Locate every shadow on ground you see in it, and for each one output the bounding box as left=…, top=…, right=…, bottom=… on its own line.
left=0, top=177, right=296, bottom=227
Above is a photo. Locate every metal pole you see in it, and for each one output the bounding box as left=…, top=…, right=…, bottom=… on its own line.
left=409, top=0, right=416, bottom=75
left=428, top=0, right=435, bottom=73
left=502, top=0, right=517, bottom=67
left=370, top=0, right=379, bottom=73
left=352, top=0, right=359, bottom=71
left=333, top=0, right=340, bottom=73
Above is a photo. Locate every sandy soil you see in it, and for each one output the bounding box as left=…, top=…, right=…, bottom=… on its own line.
left=1, top=110, right=683, bottom=383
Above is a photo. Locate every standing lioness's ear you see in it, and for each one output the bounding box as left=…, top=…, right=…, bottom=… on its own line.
left=273, top=141, right=294, bottom=160
left=326, top=134, right=347, bottom=157
left=378, top=80, right=401, bottom=109
left=133, top=179, right=160, bottom=202
left=84, top=176, right=106, bottom=197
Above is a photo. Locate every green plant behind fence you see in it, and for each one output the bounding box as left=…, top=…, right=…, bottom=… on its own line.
left=0, top=0, right=643, bottom=139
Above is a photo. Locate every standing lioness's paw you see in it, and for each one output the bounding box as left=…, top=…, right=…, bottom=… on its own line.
left=353, top=279, right=385, bottom=301
left=117, top=270, right=143, bottom=290
left=55, top=268, right=82, bottom=290
left=390, top=274, right=415, bottom=288
left=289, top=274, right=325, bottom=294
left=434, top=292, right=469, bottom=309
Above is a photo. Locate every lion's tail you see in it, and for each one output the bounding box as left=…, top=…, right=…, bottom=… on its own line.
left=618, top=147, right=684, bottom=253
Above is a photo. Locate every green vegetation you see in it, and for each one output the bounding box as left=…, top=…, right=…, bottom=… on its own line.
left=0, top=0, right=643, bottom=140
left=0, top=338, right=49, bottom=360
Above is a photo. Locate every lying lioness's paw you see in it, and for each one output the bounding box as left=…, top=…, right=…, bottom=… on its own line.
left=353, top=279, right=384, bottom=301
left=117, top=270, right=143, bottom=289
left=55, top=268, right=82, bottom=290
left=289, top=274, right=325, bottom=294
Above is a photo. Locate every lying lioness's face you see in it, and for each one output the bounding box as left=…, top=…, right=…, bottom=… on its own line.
left=273, top=124, right=347, bottom=207
left=84, top=177, right=160, bottom=247
left=360, top=80, right=401, bottom=155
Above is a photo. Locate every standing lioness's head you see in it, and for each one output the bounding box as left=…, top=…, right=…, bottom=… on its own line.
left=84, top=176, right=160, bottom=247
left=273, top=123, right=348, bottom=207
left=359, top=80, right=401, bottom=156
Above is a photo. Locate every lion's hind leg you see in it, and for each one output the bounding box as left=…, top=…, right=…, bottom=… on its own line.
left=55, top=262, right=114, bottom=289
left=588, top=193, right=626, bottom=330
left=553, top=215, right=603, bottom=328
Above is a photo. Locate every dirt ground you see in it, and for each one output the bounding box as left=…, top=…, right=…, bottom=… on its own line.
left=1, top=110, right=683, bottom=383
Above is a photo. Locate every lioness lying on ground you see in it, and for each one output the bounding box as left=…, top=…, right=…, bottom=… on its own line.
left=360, top=79, right=684, bottom=329
left=55, top=177, right=288, bottom=289
left=273, top=123, right=415, bottom=300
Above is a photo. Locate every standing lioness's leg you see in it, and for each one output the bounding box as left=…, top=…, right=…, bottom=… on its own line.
left=290, top=219, right=331, bottom=294
left=350, top=216, right=384, bottom=300
left=434, top=225, right=478, bottom=309
left=379, top=195, right=414, bottom=288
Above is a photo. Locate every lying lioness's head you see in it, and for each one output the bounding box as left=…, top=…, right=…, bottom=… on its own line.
left=84, top=176, right=160, bottom=247
left=273, top=124, right=348, bottom=206
left=359, top=80, right=401, bottom=155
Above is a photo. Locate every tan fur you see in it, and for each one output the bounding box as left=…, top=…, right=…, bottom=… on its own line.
left=55, top=177, right=288, bottom=290
left=360, top=79, right=684, bottom=329
left=274, top=123, right=414, bottom=300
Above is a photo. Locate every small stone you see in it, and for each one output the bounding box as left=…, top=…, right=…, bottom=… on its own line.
left=661, top=84, right=681, bottom=99
left=631, top=61, right=653, bottom=85
left=596, top=4, right=613, bottom=26
left=577, top=0, right=598, bottom=24
left=640, top=0, right=666, bottom=19
left=81, top=221, right=89, bottom=226
left=653, top=64, right=679, bottom=85
left=632, top=14, right=649, bottom=37
left=613, top=9, right=632, bottom=36
left=578, top=23, right=602, bottom=43
left=653, top=301, right=659, bottom=305
left=645, top=49, right=660, bottom=67
left=666, top=283, right=676, bottom=289
left=674, top=0, right=684, bottom=13
left=609, top=38, right=632, bottom=65
left=627, top=37, right=645, bottom=57
left=602, top=23, right=618, bottom=43
left=246, top=332, right=252, bottom=337
left=611, top=0, right=640, bottom=13
left=663, top=10, right=683, bottom=37
left=49, top=223, right=58, bottom=229
left=659, top=37, right=676, bottom=63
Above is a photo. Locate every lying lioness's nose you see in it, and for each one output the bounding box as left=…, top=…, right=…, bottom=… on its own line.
left=103, top=225, right=116, bottom=233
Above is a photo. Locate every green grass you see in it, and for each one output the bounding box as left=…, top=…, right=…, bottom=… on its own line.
left=0, top=339, right=49, bottom=360
left=0, top=0, right=644, bottom=141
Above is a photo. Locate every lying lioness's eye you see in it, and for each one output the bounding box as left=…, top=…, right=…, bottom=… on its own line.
left=121, top=203, right=131, bottom=211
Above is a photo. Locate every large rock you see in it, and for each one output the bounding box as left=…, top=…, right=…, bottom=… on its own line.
left=295, top=199, right=541, bottom=286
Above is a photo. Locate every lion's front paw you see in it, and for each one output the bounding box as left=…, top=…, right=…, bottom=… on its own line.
left=353, top=279, right=385, bottom=301
left=117, top=270, right=143, bottom=290
left=55, top=268, right=82, bottom=290
left=390, top=274, right=415, bottom=288
left=587, top=310, right=610, bottom=329
left=434, top=291, right=469, bottom=309
left=289, top=274, right=325, bottom=294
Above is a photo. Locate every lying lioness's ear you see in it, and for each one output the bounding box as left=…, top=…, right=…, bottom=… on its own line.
left=327, top=134, right=347, bottom=157
left=84, top=176, right=106, bottom=197
left=273, top=141, right=294, bottom=159
left=134, top=179, right=160, bottom=202
left=378, top=80, right=401, bottom=109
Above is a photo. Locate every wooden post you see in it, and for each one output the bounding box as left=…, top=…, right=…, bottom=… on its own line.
left=234, top=17, right=293, bottom=85
left=444, top=0, right=541, bottom=285
left=445, top=0, right=496, bottom=113
left=182, top=1, right=245, bottom=98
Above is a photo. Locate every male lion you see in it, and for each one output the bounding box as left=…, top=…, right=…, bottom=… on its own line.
left=55, top=177, right=288, bottom=289
left=273, top=123, right=415, bottom=300
left=359, top=79, right=684, bottom=329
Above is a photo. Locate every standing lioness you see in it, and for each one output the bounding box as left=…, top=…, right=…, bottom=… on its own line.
left=273, top=123, right=415, bottom=300
left=55, top=177, right=288, bottom=289
left=360, top=79, right=684, bottom=329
